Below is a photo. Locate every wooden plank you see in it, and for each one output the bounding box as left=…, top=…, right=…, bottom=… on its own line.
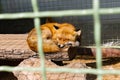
left=0, top=34, right=75, bottom=60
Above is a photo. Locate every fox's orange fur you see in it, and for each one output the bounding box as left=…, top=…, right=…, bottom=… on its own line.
left=27, top=23, right=81, bottom=53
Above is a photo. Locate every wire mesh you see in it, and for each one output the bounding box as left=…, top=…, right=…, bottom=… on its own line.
left=0, top=0, right=120, bottom=80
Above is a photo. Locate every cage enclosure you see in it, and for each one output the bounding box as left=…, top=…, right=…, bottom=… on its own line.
left=1, top=0, right=120, bottom=80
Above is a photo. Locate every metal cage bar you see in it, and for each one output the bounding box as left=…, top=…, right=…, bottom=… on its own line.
left=93, top=0, right=102, bottom=80
left=31, top=0, right=46, bottom=80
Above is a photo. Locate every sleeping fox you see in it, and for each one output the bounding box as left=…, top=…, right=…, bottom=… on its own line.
left=27, top=22, right=81, bottom=53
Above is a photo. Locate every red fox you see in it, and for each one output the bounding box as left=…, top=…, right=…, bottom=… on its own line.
left=27, top=22, right=81, bottom=53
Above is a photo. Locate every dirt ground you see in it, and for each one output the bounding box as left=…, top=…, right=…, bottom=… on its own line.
left=69, top=55, right=120, bottom=80
left=0, top=56, right=120, bottom=80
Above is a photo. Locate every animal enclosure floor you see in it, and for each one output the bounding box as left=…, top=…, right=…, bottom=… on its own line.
left=65, top=55, right=120, bottom=80
left=0, top=34, right=120, bottom=80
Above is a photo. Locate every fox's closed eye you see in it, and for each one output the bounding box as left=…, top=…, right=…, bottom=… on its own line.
left=53, top=25, right=59, bottom=30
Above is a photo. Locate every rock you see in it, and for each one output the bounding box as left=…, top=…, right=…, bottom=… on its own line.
left=13, top=58, right=87, bottom=80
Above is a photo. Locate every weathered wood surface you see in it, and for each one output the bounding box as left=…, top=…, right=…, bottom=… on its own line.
left=0, top=34, right=36, bottom=59
left=77, top=47, right=120, bottom=58
left=0, top=34, right=75, bottom=60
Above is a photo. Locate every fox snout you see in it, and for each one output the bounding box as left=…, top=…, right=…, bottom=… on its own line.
left=58, top=44, right=65, bottom=48
left=57, top=41, right=77, bottom=48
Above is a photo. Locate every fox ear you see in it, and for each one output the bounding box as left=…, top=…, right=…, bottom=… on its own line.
left=76, top=30, right=81, bottom=36
left=46, top=17, right=55, bottom=23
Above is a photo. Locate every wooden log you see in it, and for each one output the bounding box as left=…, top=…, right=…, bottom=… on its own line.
left=77, top=47, right=120, bottom=58
left=0, top=34, right=76, bottom=61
